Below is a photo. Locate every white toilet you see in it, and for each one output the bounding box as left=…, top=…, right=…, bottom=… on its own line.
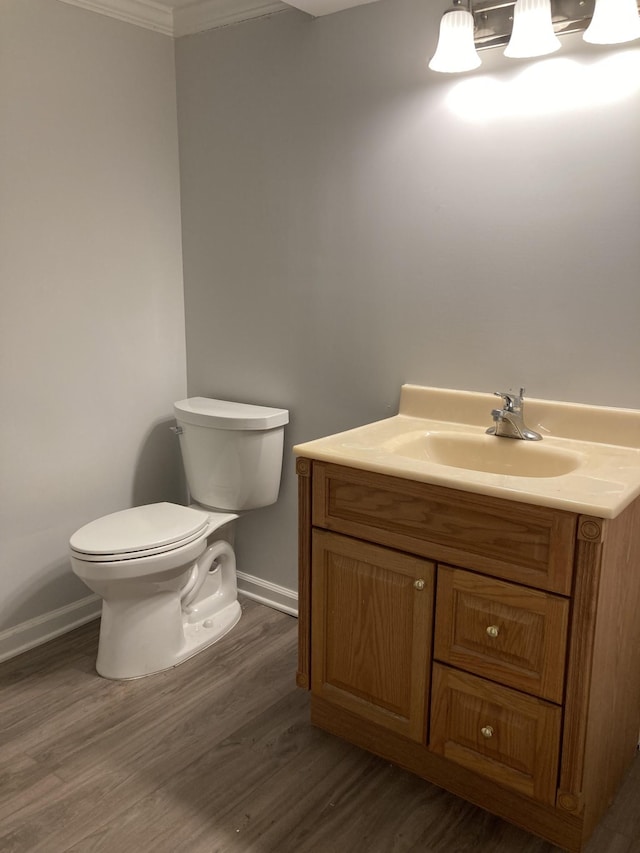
left=70, top=397, right=289, bottom=680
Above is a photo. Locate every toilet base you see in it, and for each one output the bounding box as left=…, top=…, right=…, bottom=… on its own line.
left=181, top=598, right=242, bottom=666
left=96, top=599, right=242, bottom=680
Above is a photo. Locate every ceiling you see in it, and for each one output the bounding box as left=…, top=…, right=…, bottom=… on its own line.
left=57, top=0, right=382, bottom=38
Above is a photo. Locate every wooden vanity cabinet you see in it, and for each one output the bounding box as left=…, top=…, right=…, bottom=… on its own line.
left=296, top=458, right=640, bottom=853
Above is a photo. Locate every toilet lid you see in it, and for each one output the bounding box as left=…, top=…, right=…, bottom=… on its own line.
left=70, top=502, right=209, bottom=560
left=174, top=397, right=289, bottom=430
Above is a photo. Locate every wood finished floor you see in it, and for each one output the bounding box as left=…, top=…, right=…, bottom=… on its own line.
left=1, top=599, right=638, bottom=853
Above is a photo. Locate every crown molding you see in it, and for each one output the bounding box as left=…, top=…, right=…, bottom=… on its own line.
left=57, top=0, right=175, bottom=35
left=55, top=0, right=290, bottom=37
left=173, top=0, right=288, bottom=37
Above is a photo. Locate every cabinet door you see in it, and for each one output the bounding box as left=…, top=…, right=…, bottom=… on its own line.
left=311, top=529, right=434, bottom=743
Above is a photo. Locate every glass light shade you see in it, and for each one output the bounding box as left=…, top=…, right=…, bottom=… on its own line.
left=504, top=0, right=561, bottom=58
left=429, top=8, right=482, bottom=73
left=584, top=0, right=640, bottom=44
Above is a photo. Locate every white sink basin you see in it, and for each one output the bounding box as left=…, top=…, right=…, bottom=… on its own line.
left=387, top=432, right=583, bottom=478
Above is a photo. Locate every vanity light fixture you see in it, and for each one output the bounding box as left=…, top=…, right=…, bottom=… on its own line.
left=428, top=0, right=482, bottom=73
left=429, top=0, right=640, bottom=72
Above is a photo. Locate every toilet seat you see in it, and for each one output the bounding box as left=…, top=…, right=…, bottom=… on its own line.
left=70, top=534, right=209, bottom=582
left=70, top=502, right=210, bottom=562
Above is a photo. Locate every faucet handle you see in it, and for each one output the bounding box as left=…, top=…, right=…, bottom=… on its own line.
left=494, top=390, right=516, bottom=411
left=494, top=388, right=526, bottom=410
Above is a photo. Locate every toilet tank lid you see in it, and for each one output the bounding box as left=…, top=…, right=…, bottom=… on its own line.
left=174, top=397, right=289, bottom=430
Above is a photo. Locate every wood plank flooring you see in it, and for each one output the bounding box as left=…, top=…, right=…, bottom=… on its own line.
left=1, top=599, right=638, bottom=853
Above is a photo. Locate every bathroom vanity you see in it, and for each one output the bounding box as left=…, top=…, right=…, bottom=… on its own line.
left=294, top=386, right=640, bottom=853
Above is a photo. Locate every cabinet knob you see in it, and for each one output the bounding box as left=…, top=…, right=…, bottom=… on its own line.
left=486, top=625, right=500, bottom=638
left=414, top=579, right=426, bottom=591
left=481, top=725, right=494, bottom=739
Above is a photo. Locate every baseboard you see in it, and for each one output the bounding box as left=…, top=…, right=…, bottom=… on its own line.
left=0, top=576, right=295, bottom=665
left=0, top=595, right=102, bottom=664
left=236, top=571, right=298, bottom=617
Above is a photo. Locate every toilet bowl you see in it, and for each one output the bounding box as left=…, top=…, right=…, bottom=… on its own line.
left=70, top=397, right=288, bottom=680
left=70, top=503, right=241, bottom=679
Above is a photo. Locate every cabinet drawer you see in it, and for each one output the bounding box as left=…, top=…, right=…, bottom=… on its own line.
left=430, top=664, right=562, bottom=804
left=434, top=566, right=569, bottom=703
left=312, top=462, right=576, bottom=594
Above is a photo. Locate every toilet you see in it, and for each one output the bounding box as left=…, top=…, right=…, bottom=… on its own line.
left=70, top=397, right=289, bottom=680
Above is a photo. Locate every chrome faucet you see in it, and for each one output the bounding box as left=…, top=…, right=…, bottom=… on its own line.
left=486, top=388, right=542, bottom=441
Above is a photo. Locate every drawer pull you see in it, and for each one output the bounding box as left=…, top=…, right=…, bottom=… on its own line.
left=481, top=725, right=494, bottom=739
left=486, top=625, right=500, bottom=638
left=414, top=579, right=426, bottom=591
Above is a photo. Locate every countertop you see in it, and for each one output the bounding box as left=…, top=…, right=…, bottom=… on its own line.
left=293, top=385, right=640, bottom=518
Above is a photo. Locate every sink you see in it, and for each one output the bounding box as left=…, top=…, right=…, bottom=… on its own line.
left=386, top=432, right=583, bottom=478
left=294, top=385, right=640, bottom=515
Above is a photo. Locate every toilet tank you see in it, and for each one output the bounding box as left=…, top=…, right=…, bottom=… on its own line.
left=173, top=397, right=289, bottom=512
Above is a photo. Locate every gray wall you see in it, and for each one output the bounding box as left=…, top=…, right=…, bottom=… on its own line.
left=0, top=0, right=186, bottom=651
left=175, top=0, right=640, bottom=597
